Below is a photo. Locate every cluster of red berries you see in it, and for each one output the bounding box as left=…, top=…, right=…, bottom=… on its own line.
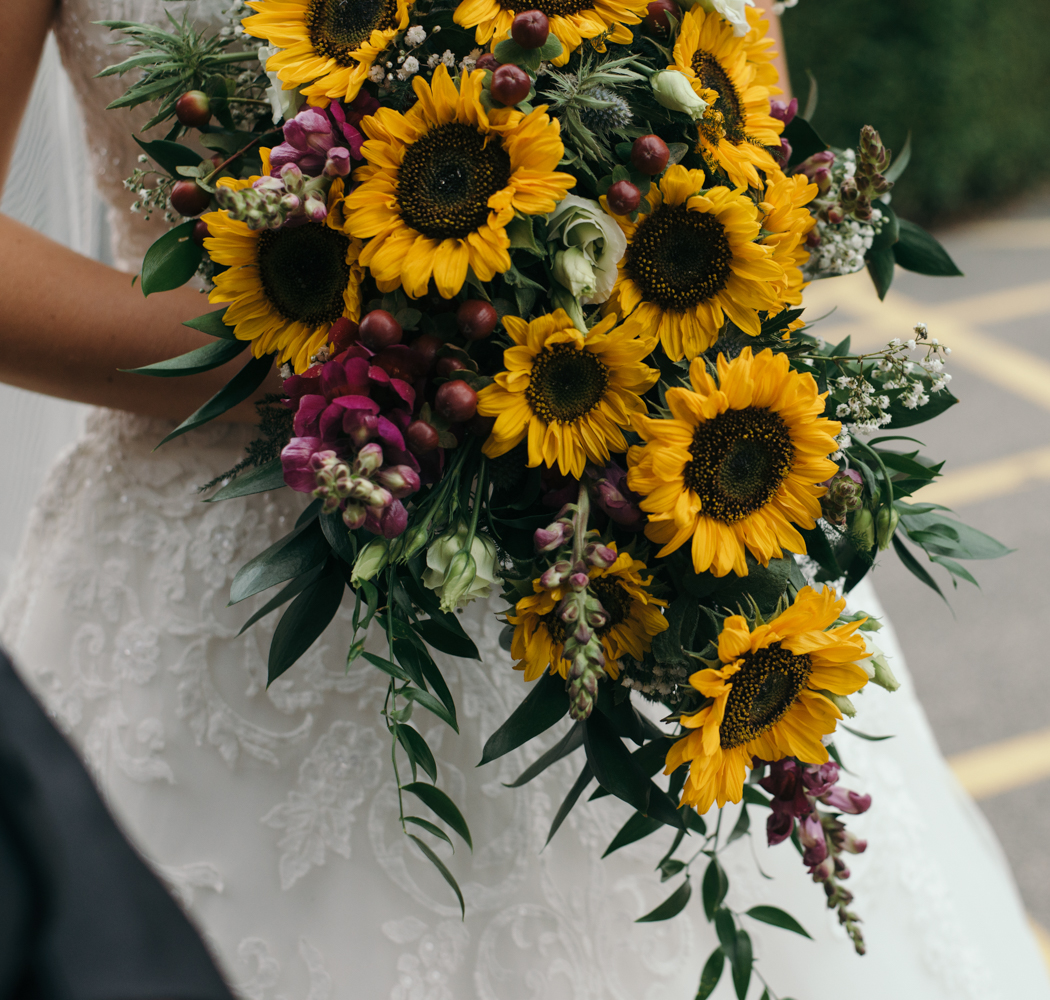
left=476, top=9, right=552, bottom=106
left=605, top=135, right=672, bottom=214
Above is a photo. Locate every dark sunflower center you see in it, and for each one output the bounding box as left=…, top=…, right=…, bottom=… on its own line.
left=498, top=0, right=594, bottom=15
left=720, top=641, right=811, bottom=749
left=306, top=0, right=399, bottom=65
left=256, top=223, right=351, bottom=327
left=623, top=204, right=733, bottom=312
left=396, top=122, right=511, bottom=240
left=692, top=51, right=747, bottom=144
left=682, top=407, right=794, bottom=522
left=525, top=343, right=610, bottom=424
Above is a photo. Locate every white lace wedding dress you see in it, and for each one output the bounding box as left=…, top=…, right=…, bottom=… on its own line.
left=2, top=2, right=1048, bottom=998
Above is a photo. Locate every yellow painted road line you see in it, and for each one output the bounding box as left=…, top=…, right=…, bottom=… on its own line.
left=916, top=444, right=1050, bottom=509
left=948, top=727, right=1050, bottom=800
left=938, top=278, right=1050, bottom=327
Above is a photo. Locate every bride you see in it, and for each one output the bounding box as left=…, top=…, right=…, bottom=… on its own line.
left=1, top=0, right=1047, bottom=997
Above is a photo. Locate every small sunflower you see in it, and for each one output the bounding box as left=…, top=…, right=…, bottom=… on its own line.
left=476, top=309, right=658, bottom=479
left=604, top=165, right=785, bottom=361
left=454, top=0, right=646, bottom=66
left=343, top=65, right=574, bottom=299
left=204, top=176, right=363, bottom=373
left=627, top=348, right=840, bottom=577
left=759, top=167, right=818, bottom=317
left=665, top=585, right=870, bottom=815
left=244, top=0, right=412, bottom=106
left=509, top=547, right=667, bottom=682
left=671, top=6, right=783, bottom=189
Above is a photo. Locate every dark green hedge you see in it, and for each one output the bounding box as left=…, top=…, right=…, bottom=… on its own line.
left=782, top=0, right=1050, bottom=225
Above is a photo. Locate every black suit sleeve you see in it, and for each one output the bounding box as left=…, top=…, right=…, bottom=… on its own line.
left=0, top=649, right=234, bottom=1000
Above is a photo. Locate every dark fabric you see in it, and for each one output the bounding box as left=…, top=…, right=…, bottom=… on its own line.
left=0, top=649, right=234, bottom=1000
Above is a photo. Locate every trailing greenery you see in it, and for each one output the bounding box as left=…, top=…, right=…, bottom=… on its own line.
left=783, top=0, right=1050, bottom=224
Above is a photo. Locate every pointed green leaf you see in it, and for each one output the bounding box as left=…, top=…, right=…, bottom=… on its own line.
left=183, top=307, right=237, bottom=339
left=746, top=905, right=813, bottom=939
left=362, top=652, right=411, bottom=683
left=403, top=688, right=459, bottom=733
left=506, top=722, right=583, bottom=788
left=407, top=834, right=465, bottom=918
left=230, top=519, right=329, bottom=604
left=696, top=947, right=725, bottom=1000
left=637, top=878, right=691, bottom=923
left=395, top=725, right=438, bottom=783
left=546, top=762, right=593, bottom=846
left=207, top=458, right=286, bottom=503
left=703, top=859, right=729, bottom=920
left=731, top=929, right=752, bottom=1000
left=403, top=782, right=472, bottom=850
left=583, top=710, right=650, bottom=815
left=267, top=562, right=344, bottom=684
left=133, top=135, right=202, bottom=177
left=603, top=810, right=664, bottom=858
left=726, top=804, right=750, bottom=845
left=866, top=246, right=896, bottom=300
left=892, top=534, right=947, bottom=602
left=894, top=218, right=962, bottom=276
left=157, top=352, right=274, bottom=446
left=237, top=563, right=323, bottom=636
left=404, top=816, right=452, bottom=849
left=122, top=337, right=246, bottom=377
left=840, top=724, right=893, bottom=742
left=141, top=220, right=203, bottom=296
left=414, top=618, right=480, bottom=659
left=479, top=670, right=568, bottom=765
left=319, top=511, right=358, bottom=565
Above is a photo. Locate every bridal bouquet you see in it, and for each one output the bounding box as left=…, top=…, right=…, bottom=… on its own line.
left=103, top=0, right=1006, bottom=993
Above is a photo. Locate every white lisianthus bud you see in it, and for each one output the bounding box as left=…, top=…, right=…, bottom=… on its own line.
left=552, top=247, right=597, bottom=299
left=351, top=537, right=390, bottom=587
left=694, top=0, right=754, bottom=35
left=422, top=525, right=501, bottom=611
left=545, top=195, right=627, bottom=306
left=650, top=70, right=709, bottom=121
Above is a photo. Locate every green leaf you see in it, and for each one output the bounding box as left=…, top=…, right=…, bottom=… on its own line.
left=267, top=562, right=344, bottom=684
left=404, top=687, right=459, bottom=732
left=931, top=554, right=979, bottom=586
left=783, top=114, right=827, bottom=166
left=404, top=816, right=453, bottom=849
left=714, top=909, right=737, bottom=961
left=492, top=37, right=543, bottom=71
left=479, top=670, right=569, bottom=765
left=741, top=785, right=771, bottom=808
left=867, top=203, right=899, bottom=254
left=745, top=905, right=813, bottom=939
left=865, top=246, right=895, bottom=300
left=207, top=457, right=285, bottom=502
left=583, top=711, right=650, bottom=814
left=157, top=352, right=274, bottom=446
left=894, top=218, right=962, bottom=276
left=636, top=878, right=691, bottom=923
left=604, top=811, right=664, bottom=858
left=891, top=534, right=946, bottom=601
left=237, top=563, right=323, bottom=636
left=702, top=859, right=729, bottom=920
left=362, top=652, right=411, bottom=683
left=695, top=947, right=725, bottom=1000
left=183, top=308, right=237, bottom=340
left=230, top=519, right=329, bottom=604
left=122, top=337, right=246, bottom=377
left=414, top=618, right=480, bottom=659
left=840, top=723, right=894, bottom=742
left=726, top=804, right=750, bottom=845
left=403, top=782, right=472, bottom=850
left=884, top=130, right=912, bottom=184
left=659, top=858, right=687, bottom=882
left=536, top=33, right=563, bottom=61
left=407, top=834, right=465, bottom=918
left=731, top=929, right=752, bottom=1000
left=141, top=220, right=203, bottom=296
left=418, top=655, right=458, bottom=730
left=396, top=725, right=438, bottom=783
left=546, top=762, right=593, bottom=846
left=505, top=722, right=583, bottom=788
left=899, top=511, right=1010, bottom=560
left=883, top=387, right=959, bottom=430
left=319, top=511, right=358, bottom=565
left=134, top=135, right=202, bottom=176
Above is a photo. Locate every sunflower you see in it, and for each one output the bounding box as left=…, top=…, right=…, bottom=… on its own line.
left=627, top=348, right=840, bottom=577
left=509, top=547, right=667, bottom=682
left=671, top=6, right=783, bottom=189
left=759, top=167, right=818, bottom=318
left=603, top=165, right=785, bottom=361
left=665, top=585, right=870, bottom=814
left=342, top=65, right=574, bottom=299
left=454, top=0, right=646, bottom=67
left=244, top=0, right=412, bottom=106
left=476, top=309, right=658, bottom=479
left=204, top=176, right=363, bottom=373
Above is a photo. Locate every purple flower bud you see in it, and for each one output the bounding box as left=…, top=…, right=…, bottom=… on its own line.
left=281, top=436, right=323, bottom=493
left=540, top=560, right=571, bottom=589
left=324, top=147, right=352, bottom=178
left=825, top=205, right=845, bottom=225
left=376, top=464, right=421, bottom=499
left=364, top=498, right=408, bottom=539
left=342, top=502, right=367, bottom=530
left=766, top=806, right=796, bottom=846
left=769, top=97, right=798, bottom=126
left=802, top=761, right=840, bottom=797
left=534, top=519, right=572, bottom=554
left=843, top=831, right=867, bottom=855
left=821, top=787, right=872, bottom=815
left=367, top=486, right=393, bottom=509
left=806, top=229, right=822, bottom=247
left=353, top=442, right=384, bottom=476
left=813, top=167, right=832, bottom=195
left=796, top=149, right=835, bottom=181
left=589, top=464, right=645, bottom=530
left=810, top=857, right=834, bottom=882
left=774, top=137, right=792, bottom=167
left=799, top=814, right=828, bottom=867
left=344, top=409, right=379, bottom=447
left=569, top=572, right=590, bottom=590
left=559, top=599, right=579, bottom=623
left=584, top=543, right=617, bottom=569
left=304, top=196, right=328, bottom=223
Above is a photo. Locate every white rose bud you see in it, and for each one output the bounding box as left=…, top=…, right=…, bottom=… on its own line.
left=552, top=247, right=598, bottom=299
left=651, top=70, right=709, bottom=121
left=422, top=525, right=501, bottom=611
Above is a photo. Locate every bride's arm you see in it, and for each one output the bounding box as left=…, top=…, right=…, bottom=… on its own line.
left=0, top=0, right=280, bottom=422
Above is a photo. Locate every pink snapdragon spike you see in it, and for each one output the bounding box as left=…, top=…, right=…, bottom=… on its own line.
left=769, top=96, right=798, bottom=126
left=269, top=93, right=377, bottom=176
left=280, top=344, right=422, bottom=539
left=799, top=813, right=828, bottom=867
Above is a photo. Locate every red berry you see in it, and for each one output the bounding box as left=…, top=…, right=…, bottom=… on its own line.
left=328, top=317, right=360, bottom=354
left=644, top=0, right=680, bottom=34
left=491, top=64, right=531, bottom=107
left=358, top=309, right=402, bottom=351
left=457, top=300, right=498, bottom=341
left=435, top=380, right=478, bottom=423
left=476, top=52, right=500, bottom=71
left=511, top=10, right=550, bottom=48
left=406, top=420, right=440, bottom=455
left=191, top=219, right=210, bottom=247
left=606, top=180, right=641, bottom=216
left=408, top=333, right=443, bottom=368
left=170, top=180, right=211, bottom=217
left=175, top=90, right=212, bottom=129
left=436, top=355, right=469, bottom=378
left=631, top=134, right=670, bottom=175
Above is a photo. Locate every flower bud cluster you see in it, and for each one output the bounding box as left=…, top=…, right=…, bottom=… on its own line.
left=819, top=468, right=864, bottom=526
left=308, top=447, right=419, bottom=531
left=269, top=96, right=373, bottom=176
left=215, top=163, right=332, bottom=230
left=759, top=758, right=870, bottom=954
